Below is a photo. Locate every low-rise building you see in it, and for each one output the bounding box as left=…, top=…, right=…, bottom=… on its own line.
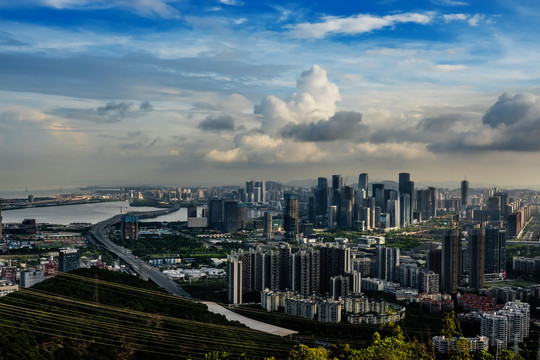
left=19, top=269, right=44, bottom=288
left=318, top=299, right=342, bottom=323
left=0, top=280, right=18, bottom=297
left=432, top=335, right=489, bottom=353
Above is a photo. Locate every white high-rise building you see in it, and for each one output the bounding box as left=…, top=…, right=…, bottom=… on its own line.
left=481, top=313, right=508, bottom=348
left=480, top=300, right=530, bottom=348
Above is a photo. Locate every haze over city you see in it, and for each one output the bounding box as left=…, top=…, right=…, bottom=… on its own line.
left=1, top=0, right=540, bottom=188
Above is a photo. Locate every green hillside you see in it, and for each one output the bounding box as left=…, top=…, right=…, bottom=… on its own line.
left=0, top=268, right=294, bottom=360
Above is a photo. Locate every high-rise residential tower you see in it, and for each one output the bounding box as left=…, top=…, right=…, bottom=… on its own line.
left=461, top=180, right=469, bottom=219
left=374, top=245, right=400, bottom=281
left=316, top=177, right=328, bottom=217
left=283, top=193, right=299, bottom=241
left=485, top=227, right=506, bottom=275
left=469, top=225, right=485, bottom=292
left=441, top=228, right=460, bottom=293
left=263, top=211, right=273, bottom=239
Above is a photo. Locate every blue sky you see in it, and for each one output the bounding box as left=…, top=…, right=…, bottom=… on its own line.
left=1, top=0, right=540, bottom=188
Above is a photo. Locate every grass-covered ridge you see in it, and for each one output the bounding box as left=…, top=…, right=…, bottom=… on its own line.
left=0, top=268, right=294, bottom=359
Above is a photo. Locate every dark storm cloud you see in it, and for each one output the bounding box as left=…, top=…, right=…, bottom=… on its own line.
left=482, top=93, right=535, bottom=128
left=428, top=93, right=540, bottom=153
left=417, top=113, right=466, bottom=132
left=97, top=102, right=131, bottom=119
left=198, top=114, right=236, bottom=132
left=280, top=111, right=365, bottom=142
left=139, top=101, right=154, bottom=112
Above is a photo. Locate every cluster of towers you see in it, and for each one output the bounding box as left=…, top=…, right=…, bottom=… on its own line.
left=227, top=243, right=355, bottom=304
left=308, top=172, right=422, bottom=231
left=206, top=198, right=246, bottom=233
left=429, top=225, right=507, bottom=294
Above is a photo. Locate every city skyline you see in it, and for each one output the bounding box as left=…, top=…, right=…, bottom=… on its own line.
left=1, top=1, right=540, bottom=188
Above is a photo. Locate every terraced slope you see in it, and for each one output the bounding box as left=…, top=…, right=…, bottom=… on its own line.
left=0, top=268, right=293, bottom=359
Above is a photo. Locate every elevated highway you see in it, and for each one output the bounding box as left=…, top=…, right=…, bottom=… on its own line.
left=88, top=207, right=297, bottom=337
left=89, top=205, right=192, bottom=298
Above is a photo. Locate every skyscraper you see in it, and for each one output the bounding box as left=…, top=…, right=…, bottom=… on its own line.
left=400, top=192, right=411, bottom=227
left=461, top=180, right=469, bottom=219
left=332, top=175, right=342, bottom=222
left=441, top=229, right=460, bottom=293
left=291, top=248, right=320, bottom=296
left=417, top=187, right=438, bottom=220
left=485, top=227, right=506, bottom=275
left=358, top=173, right=368, bottom=193
left=223, top=200, right=240, bottom=233
left=398, top=173, right=410, bottom=192
left=374, top=245, right=400, bottom=281
left=208, top=198, right=224, bottom=230
left=263, top=211, right=273, bottom=239
left=283, top=193, right=299, bottom=241
left=398, top=173, right=414, bottom=226
left=428, top=248, right=442, bottom=275
left=339, top=185, right=353, bottom=229
left=227, top=254, right=242, bottom=304
left=316, top=177, right=328, bottom=217
left=319, top=244, right=351, bottom=294
left=372, top=183, right=385, bottom=210
left=469, top=225, right=485, bottom=292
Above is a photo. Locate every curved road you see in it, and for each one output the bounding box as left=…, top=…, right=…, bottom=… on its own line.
left=89, top=210, right=297, bottom=337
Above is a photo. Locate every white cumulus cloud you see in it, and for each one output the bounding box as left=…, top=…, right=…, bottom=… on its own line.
left=205, top=148, right=247, bottom=162
left=288, top=12, right=432, bottom=39
left=254, top=65, right=340, bottom=134
left=443, top=13, right=486, bottom=26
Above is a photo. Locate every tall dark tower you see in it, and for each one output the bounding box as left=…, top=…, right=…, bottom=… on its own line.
left=485, top=227, right=506, bottom=275
left=398, top=173, right=414, bottom=226
left=358, top=173, right=368, bottom=193
left=461, top=180, right=469, bottom=219
left=331, top=175, right=342, bottom=204
left=372, top=183, right=385, bottom=210
left=263, top=211, right=273, bottom=239
left=429, top=187, right=438, bottom=219
left=316, top=177, right=328, bottom=217
left=224, top=200, right=240, bottom=233
left=461, top=180, right=469, bottom=206
left=398, top=173, right=410, bottom=193
left=332, top=175, right=342, bottom=224
left=208, top=198, right=224, bottom=230
left=283, top=193, right=299, bottom=241
left=441, top=228, right=460, bottom=293
left=469, top=224, right=485, bottom=292
left=339, top=186, right=353, bottom=229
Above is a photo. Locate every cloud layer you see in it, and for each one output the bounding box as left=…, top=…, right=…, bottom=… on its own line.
left=289, top=13, right=432, bottom=39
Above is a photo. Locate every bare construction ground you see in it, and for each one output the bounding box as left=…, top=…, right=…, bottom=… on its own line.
left=202, top=301, right=298, bottom=337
